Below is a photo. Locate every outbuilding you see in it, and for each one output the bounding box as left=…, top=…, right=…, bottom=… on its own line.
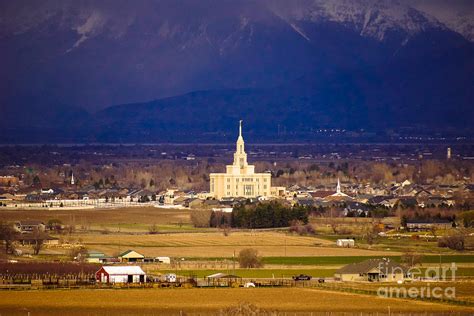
left=155, top=256, right=171, bottom=264
left=336, top=239, right=355, bottom=247
left=118, top=250, right=145, bottom=262
left=96, top=266, right=146, bottom=284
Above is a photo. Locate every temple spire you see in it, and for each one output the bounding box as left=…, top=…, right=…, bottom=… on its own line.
left=239, top=120, right=242, bottom=138
left=233, top=120, right=247, bottom=167
left=336, top=178, right=341, bottom=194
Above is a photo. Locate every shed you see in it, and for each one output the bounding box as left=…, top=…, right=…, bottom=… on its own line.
left=336, top=239, right=355, bottom=248
left=206, top=273, right=241, bottom=287
left=96, top=266, right=146, bottom=284
left=155, top=256, right=171, bottom=264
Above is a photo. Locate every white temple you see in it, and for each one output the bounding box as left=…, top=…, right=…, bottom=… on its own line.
left=209, top=121, right=272, bottom=199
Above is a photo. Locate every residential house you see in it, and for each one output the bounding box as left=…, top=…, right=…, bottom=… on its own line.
left=15, top=233, right=59, bottom=246
left=335, top=258, right=408, bottom=282
left=343, top=202, right=369, bottom=217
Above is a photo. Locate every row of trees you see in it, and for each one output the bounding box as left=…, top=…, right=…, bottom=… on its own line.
left=231, top=202, right=309, bottom=229
left=191, top=202, right=311, bottom=229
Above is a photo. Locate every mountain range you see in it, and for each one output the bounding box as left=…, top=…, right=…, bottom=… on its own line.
left=0, top=0, right=473, bottom=143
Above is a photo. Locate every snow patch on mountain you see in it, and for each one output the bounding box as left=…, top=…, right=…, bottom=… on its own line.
left=68, top=10, right=107, bottom=51
left=290, top=23, right=311, bottom=41
left=271, top=0, right=446, bottom=42
left=409, top=0, right=474, bottom=42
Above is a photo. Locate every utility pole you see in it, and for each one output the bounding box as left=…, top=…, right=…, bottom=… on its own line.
left=439, top=250, right=442, bottom=280
left=233, top=250, right=236, bottom=275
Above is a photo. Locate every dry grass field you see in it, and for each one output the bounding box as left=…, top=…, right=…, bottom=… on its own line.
left=0, top=287, right=472, bottom=315
left=323, top=281, right=474, bottom=303
left=78, top=231, right=402, bottom=257
left=0, top=207, right=191, bottom=232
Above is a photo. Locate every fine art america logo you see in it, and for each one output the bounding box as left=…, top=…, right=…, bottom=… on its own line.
left=376, top=263, right=457, bottom=299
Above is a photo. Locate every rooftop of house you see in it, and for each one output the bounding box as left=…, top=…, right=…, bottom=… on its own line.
left=15, top=220, right=45, bottom=226
left=336, top=258, right=407, bottom=275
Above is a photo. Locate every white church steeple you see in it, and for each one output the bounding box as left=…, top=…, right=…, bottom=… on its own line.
left=330, top=177, right=349, bottom=198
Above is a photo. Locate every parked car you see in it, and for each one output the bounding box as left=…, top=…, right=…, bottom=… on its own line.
left=292, top=274, right=312, bottom=281
left=318, top=278, right=325, bottom=283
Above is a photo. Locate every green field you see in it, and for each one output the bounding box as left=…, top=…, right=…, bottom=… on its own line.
left=187, top=255, right=474, bottom=266
left=263, top=255, right=474, bottom=265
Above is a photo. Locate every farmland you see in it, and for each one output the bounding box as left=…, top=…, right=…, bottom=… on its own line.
left=77, top=231, right=404, bottom=258
left=2, top=206, right=474, bottom=315
left=0, top=207, right=192, bottom=232
left=4, top=207, right=474, bottom=261
left=0, top=287, right=473, bottom=315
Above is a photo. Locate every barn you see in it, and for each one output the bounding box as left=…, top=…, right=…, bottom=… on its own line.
left=96, top=266, right=146, bottom=284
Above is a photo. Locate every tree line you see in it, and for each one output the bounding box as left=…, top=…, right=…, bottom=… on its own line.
left=208, top=202, right=309, bottom=229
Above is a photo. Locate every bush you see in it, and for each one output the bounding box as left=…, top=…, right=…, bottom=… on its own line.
left=438, top=234, right=465, bottom=251
left=47, top=219, right=63, bottom=232
left=460, top=211, right=474, bottom=228
left=148, top=223, right=159, bottom=234
left=289, top=220, right=315, bottom=235
left=336, top=227, right=353, bottom=235
left=238, top=248, right=263, bottom=268
left=219, top=302, right=275, bottom=316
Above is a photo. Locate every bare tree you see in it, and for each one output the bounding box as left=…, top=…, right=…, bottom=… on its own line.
left=190, top=210, right=212, bottom=228
left=238, top=248, right=263, bottom=268
left=0, top=222, right=18, bottom=254
left=401, top=251, right=424, bottom=267
left=364, top=225, right=380, bottom=245
left=31, top=228, right=45, bottom=255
